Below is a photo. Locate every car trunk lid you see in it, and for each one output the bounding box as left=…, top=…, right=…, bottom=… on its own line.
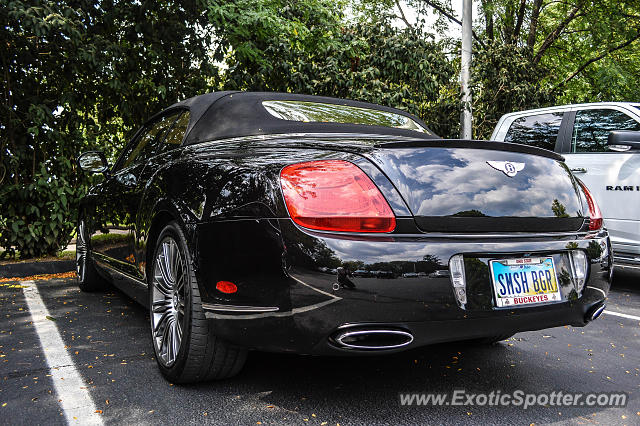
left=364, top=140, right=586, bottom=233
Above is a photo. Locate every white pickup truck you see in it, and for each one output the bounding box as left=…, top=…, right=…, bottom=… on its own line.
left=492, top=102, right=640, bottom=270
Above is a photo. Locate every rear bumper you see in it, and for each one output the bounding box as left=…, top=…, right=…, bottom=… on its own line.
left=195, top=219, right=612, bottom=355
left=206, top=296, right=606, bottom=355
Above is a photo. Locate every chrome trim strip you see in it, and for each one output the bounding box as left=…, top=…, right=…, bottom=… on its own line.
left=201, top=303, right=279, bottom=313
left=335, top=330, right=414, bottom=350
left=289, top=275, right=341, bottom=300
left=586, top=286, right=607, bottom=298
left=203, top=298, right=339, bottom=320
left=93, top=255, right=148, bottom=287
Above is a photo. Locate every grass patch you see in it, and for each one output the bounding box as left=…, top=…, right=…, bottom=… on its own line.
left=90, top=232, right=128, bottom=245
left=56, top=250, right=75, bottom=260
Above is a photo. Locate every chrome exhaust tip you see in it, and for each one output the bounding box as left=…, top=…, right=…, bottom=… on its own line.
left=333, top=329, right=414, bottom=350
left=586, top=303, right=606, bottom=322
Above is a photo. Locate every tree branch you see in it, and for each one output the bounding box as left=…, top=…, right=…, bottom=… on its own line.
left=480, top=0, right=494, bottom=41
left=395, top=0, right=413, bottom=29
left=558, top=29, right=640, bottom=87
left=533, top=3, right=584, bottom=64
left=513, top=0, right=527, bottom=42
left=503, top=0, right=515, bottom=42
left=422, top=0, right=486, bottom=49
left=527, top=0, right=544, bottom=50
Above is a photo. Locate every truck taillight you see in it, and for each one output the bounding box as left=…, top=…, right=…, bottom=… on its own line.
left=578, top=180, right=603, bottom=231
left=280, top=160, right=396, bottom=233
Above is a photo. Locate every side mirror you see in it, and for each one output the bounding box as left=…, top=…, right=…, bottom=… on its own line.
left=607, top=131, right=640, bottom=152
left=77, top=151, right=109, bottom=174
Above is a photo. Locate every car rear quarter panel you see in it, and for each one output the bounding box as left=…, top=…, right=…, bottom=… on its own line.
left=136, top=141, right=390, bottom=294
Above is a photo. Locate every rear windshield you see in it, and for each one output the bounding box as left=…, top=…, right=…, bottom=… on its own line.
left=262, top=100, right=431, bottom=134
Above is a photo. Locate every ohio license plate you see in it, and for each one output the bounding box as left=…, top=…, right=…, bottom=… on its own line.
left=489, top=257, right=561, bottom=308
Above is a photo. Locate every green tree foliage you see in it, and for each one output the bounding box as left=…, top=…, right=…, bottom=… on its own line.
left=540, top=1, right=640, bottom=102
left=0, top=0, right=216, bottom=257
left=207, top=0, right=344, bottom=90
left=471, top=41, right=554, bottom=139
left=206, top=0, right=455, bottom=134
left=355, top=0, right=640, bottom=137
left=419, top=1, right=639, bottom=132
left=468, top=0, right=640, bottom=102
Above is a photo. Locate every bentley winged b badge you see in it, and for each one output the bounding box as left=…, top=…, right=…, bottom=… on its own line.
left=487, top=161, right=525, bottom=177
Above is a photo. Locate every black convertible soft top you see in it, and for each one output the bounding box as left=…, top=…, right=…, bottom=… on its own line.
left=155, top=91, right=437, bottom=145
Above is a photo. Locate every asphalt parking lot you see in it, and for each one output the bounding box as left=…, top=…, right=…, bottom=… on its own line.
left=0, top=269, right=638, bottom=425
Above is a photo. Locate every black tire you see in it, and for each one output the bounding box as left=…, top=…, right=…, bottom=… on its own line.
left=76, top=219, right=107, bottom=292
left=149, top=221, right=247, bottom=383
left=462, top=334, right=515, bottom=345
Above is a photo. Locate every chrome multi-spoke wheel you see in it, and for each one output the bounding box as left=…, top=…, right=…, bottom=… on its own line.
left=76, top=221, right=87, bottom=281
left=151, top=236, right=187, bottom=367
left=149, top=222, right=247, bottom=382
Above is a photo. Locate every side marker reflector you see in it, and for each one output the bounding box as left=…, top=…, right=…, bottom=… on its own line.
left=216, top=281, right=237, bottom=294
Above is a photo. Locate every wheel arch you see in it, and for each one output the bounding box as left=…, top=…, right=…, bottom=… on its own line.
left=144, top=206, right=185, bottom=284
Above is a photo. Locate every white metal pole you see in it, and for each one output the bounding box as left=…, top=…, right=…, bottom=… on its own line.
left=460, top=0, right=473, bottom=139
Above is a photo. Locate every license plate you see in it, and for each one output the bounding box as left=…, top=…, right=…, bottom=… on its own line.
left=489, top=257, right=561, bottom=308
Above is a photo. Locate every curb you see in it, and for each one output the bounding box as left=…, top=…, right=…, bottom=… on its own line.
left=0, top=260, right=76, bottom=278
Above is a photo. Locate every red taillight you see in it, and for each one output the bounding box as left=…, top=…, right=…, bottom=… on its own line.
left=280, top=160, right=396, bottom=233
left=577, top=180, right=603, bottom=231
left=216, top=281, right=237, bottom=294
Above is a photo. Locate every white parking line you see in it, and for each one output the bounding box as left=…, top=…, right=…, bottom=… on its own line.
left=22, top=281, right=103, bottom=425
left=603, top=309, right=640, bottom=322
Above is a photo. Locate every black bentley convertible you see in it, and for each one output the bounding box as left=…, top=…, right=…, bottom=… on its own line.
left=76, top=92, right=612, bottom=383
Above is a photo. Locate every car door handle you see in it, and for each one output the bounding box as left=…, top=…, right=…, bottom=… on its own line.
left=570, top=168, right=587, bottom=173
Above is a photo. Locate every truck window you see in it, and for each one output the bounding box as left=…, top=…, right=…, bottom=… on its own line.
left=572, top=109, right=640, bottom=152
left=503, top=112, right=563, bottom=151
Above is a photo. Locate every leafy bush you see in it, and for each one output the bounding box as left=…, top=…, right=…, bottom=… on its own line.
left=1, top=1, right=216, bottom=259
left=0, top=161, right=79, bottom=258
left=207, top=4, right=553, bottom=140
left=208, top=3, right=458, bottom=135
left=471, top=42, right=554, bottom=139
